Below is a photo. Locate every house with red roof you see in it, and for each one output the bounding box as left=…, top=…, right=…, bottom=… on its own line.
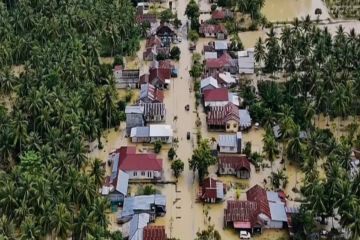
left=139, top=83, right=164, bottom=103
left=203, top=88, right=229, bottom=107
left=199, top=23, right=228, bottom=39
left=116, top=146, right=163, bottom=180
left=143, top=226, right=167, bottom=240
left=207, top=102, right=240, bottom=132
left=199, top=177, right=225, bottom=203
left=218, top=155, right=251, bottom=179
left=224, top=185, right=288, bottom=234
left=211, top=9, right=233, bottom=21
left=139, top=68, right=171, bottom=89
left=143, top=36, right=170, bottom=61
left=205, top=52, right=238, bottom=74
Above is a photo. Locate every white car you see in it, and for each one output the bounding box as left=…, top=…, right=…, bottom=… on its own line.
left=240, top=231, right=251, bottom=239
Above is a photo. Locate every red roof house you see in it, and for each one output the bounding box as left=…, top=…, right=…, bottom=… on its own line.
left=139, top=68, right=171, bottom=89
left=211, top=9, right=233, bottom=20
left=218, top=155, right=251, bottom=179
left=207, top=102, right=240, bottom=132
left=199, top=23, right=228, bottom=39
left=140, top=83, right=164, bottom=103
left=224, top=185, right=288, bottom=233
left=206, top=52, right=237, bottom=74
left=143, top=226, right=167, bottom=240
left=199, top=177, right=225, bottom=203
left=203, top=88, right=229, bottom=103
left=117, top=146, right=163, bottom=179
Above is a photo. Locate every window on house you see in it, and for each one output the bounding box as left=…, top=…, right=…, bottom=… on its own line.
left=148, top=172, right=152, bottom=177
left=141, top=171, right=145, bottom=176
left=133, top=172, right=137, bottom=176
left=226, top=124, right=230, bottom=129
left=233, top=124, right=237, bottom=128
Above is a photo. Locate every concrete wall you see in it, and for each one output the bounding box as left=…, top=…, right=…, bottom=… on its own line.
left=126, top=170, right=162, bottom=179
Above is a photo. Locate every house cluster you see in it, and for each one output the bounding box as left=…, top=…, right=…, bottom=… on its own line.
left=198, top=39, right=254, bottom=132
left=100, top=144, right=168, bottom=239
left=119, top=195, right=167, bottom=240
left=223, top=185, right=296, bottom=235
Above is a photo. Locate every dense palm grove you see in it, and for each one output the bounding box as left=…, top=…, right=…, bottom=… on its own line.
left=246, top=18, right=360, bottom=239
left=0, top=0, right=140, bottom=239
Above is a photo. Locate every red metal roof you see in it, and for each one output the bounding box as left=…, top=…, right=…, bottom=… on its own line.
left=203, top=88, right=229, bottom=102
left=143, top=226, right=167, bottom=240
left=207, top=102, right=239, bottom=126
left=149, top=68, right=171, bottom=83
left=118, top=146, right=163, bottom=171
left=201, top=177, right=222, bottom=200
left=146, top=36, right=162, bottom=48
left=200, top=23, right=227, bottom=35
left=143, top=83, right=164, bottom=102
left=224, top=200, right=263, bottom=228
left=206, top=52, right=234, bottom=69
left=218, top=155, right=251, bottom=172
left=212, top=10, right=225, bottom=20
left=246, top=185, right=271, bottom=219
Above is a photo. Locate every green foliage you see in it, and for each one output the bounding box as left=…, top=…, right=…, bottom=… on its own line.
left=168, top=147, right=177, bottom=160
left=173, top=17, right=182, bottom=29
left=170, top=46, right=181, bottom=61
left=269, top=170, right=288, bottom=189
left=188, top=30, right=200, bottom=42
left=171, top=159, right=184, bottom=178
left=235, top=0, right=265, bottom=20
left=19, top=151, right=41, bottom=173
left=160, top=9, right=174, bottom=23
left=189, top=63, right=204, bottom=80
left=113, top=55, right=124, bottom=68
left=125, top=90, right=133, bottom=103
left=195, top=225, right=221, bottom=240
left=189, top=139, right=217, bottom=182
left=154, top=140, right=162, bottom=153
left=185, top=0, right=200, bottom=20
left=0, top=0, right=140, bottom=238
left=138, top=185, right=157, bottom=195
left=211, top=4, right=217, bottom=12
left=262, top=131, right=279, bottom=166
left=243, top=142, right=252, bottom=157
left=156, top=52, right=168, bottom=61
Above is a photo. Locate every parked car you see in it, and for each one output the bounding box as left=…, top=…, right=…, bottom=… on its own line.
left=240, top=231, right=251, bottom=239
left=187, top=132, right=190, bottom=140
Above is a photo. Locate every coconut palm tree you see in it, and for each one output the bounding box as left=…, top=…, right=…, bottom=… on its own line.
left=89, top=158, right=105, bottom=187
left=262, top=131, right=279, bottom=168
left=286, top=125, right=304, bottom=165
left=50, top=203, right=72, bottom=240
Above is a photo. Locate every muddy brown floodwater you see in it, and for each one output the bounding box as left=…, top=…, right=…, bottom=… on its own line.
left=88, top=0, right=360, bottom=239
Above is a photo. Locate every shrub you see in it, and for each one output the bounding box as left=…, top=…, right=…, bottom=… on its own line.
left=211, top=4, right=217, bottom=12
left=154, top=140, right=162, bottom=153
left=171, top=159, right=184, bottom=178
left=168, top=147, right=176, bottom=160
left=170, top=46, right=181, bottom=61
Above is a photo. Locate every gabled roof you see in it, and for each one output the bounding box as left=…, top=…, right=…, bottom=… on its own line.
left=239, top=109, right=252, bottom=128
left=140, top=83, right=164, bottom=103
left=125, top=106, right=145, bottom=114
left=149, top=68, right=171, bottom=83
left=211, top=10, right=226, bottom=20
left=201, top=177, right=224, bottom=200
left=206, top=52, right=234, bottom=69
left=199, top=23, right=227, bottom=35
left=214, top=40, right=228, bottom=50
left=143, top=226, right=167, bottom=240
left=224, top=200, right=263, bottom=228
left=246, top=185, right=271, bottom=219
left=140, top=102, right=166, bottom=117
left=150, top=59, right=174, bottom=69
left=207, top=102, right=240, bottom=126
left=121, top=194, right=166, bottom=218
left=118, top=146, right=162, bottom=172
left=203, top=88, right=229, bottom=102
left=217, top=72, right=236, bottom=85
left=201, top=76, right=219, bottom=90
left=218, top=155, right=250, bottom=172
left=218, top=132, right=241, bottom=147
left=146, top=36, right=163, bottom=48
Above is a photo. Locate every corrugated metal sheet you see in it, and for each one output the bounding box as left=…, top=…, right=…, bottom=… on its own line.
left=131, top=127, right=150, bottom=138
left=116, top=170, right=129, bottom=195
left=219, top=134, right=237, bottom=147
left=269, top=202, right=288, bottom=222
left=239, top=109, right=252, bottom=128
left=126, top=106, right=144, bottom=114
